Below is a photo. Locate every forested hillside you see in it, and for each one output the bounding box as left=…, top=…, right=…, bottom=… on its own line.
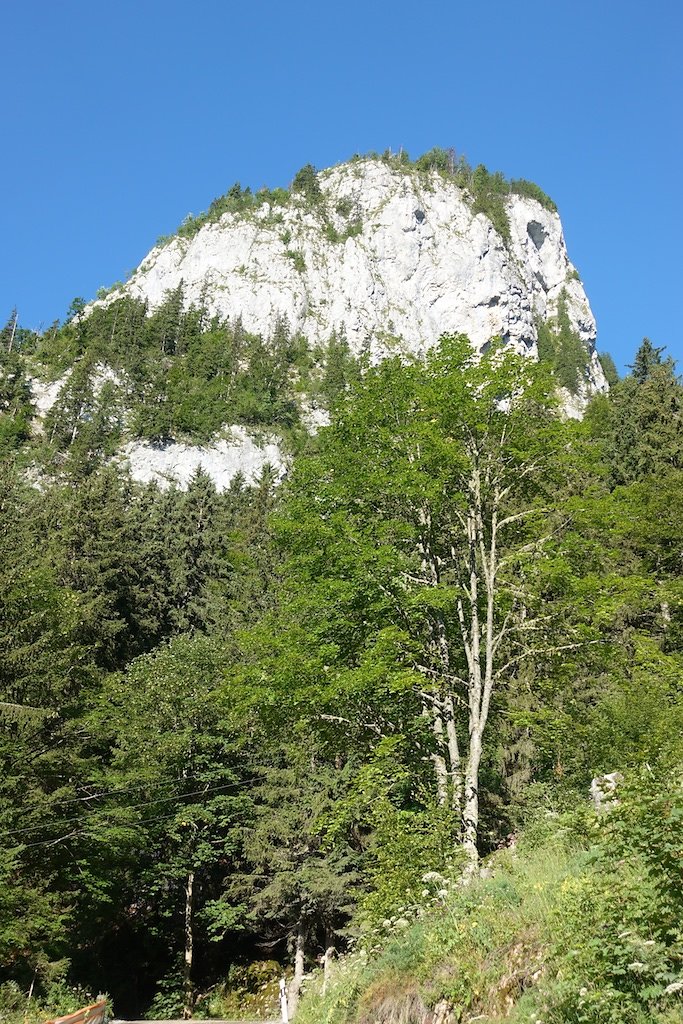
left=1, top=305, right=682, bottom=1024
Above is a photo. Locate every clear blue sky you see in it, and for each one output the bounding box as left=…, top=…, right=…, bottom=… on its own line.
left=2, top=0, right=681, bottom=371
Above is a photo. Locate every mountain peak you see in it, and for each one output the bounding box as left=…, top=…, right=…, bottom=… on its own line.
left=94, top=153, right=606, bottom=398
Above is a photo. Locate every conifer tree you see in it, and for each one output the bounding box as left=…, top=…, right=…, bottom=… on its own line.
left=88, top=635, right=249, bottom=1018
left=606, top=340, right=683, bottom=484
left=164, top=470, right=234, bottom=634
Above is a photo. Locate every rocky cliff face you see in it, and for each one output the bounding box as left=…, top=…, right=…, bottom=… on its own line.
left=97, top=159, right=605, bottom=387
left=77, top=158, right=606, bottom=489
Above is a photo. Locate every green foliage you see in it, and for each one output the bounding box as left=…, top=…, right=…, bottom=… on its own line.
left=598, top=350, right=619, bottom=386
left=2, top=320, right=683, bottom=1019
left=196, top=961, right=281, bottom=1020
left=320, top=329, right=361, bottom=409
left=325, top=217, right=363, bottom=244
left=380, top=147, right=556, bottom=211
left=145, top=970, right=186, bottom=1019
left=602, top=341, right=683, bottom=485
left=414, top=147, right=454, bottom=174
left=85, top=632, right=253, bottom=1013
left=146, top=149, right=556, bottom=256
left=0, top=970, right=98, bottom=1024
left=292, top=163, right=322, bottom=203
left=299, top=777, right=683, bottom=1024
left=0, top=349, right=34, bottom=453
left=285, top=249, right=306, bottom=273
left=27, top=292, right=315, bottom=449
left=217, top=746, right=357, bottom=955
left=509, top=177, right=558, bottom=211
left=541, top=770, right=683, bottom=1023
left=631, top=336, right=666, bottom=383
left=358, top=801, right=462, bottom=928
left=379, top=148, right=557, bottom=240
left=470, top=164, right=512, bottom=242
left=269, top=333, right=569, bottom=871
left=536, top=290, right=591, bottom=392
left=41, top=359, right=124, bottom=475
left=0, top=450, right=289, bottom=1013
left=173, top=182, right=292, bottom=242
left=297, top=823, right=581, bottom=1024
left=345, top=219, right=363, bottom=239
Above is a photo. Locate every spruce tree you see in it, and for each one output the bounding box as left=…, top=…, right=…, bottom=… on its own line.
left=607, top=340, right=683, bottom=484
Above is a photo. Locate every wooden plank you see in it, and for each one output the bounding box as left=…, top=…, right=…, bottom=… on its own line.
left=45, top=998, right=107, bottom=1024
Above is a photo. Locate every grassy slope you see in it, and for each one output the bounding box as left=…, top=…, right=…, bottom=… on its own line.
left=298, top=830, right=578, bottom=1024
left=297, top=779, right=683, bottom=1024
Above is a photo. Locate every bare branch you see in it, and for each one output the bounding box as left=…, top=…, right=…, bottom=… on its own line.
left=414, top=667, right=471, bottom=694
left=317, top=714, right=388, bottom=737
left=491, top=609, right=513, bottom=656
left=497, top=508, right=548, bottom=530
left=494, top=639, right=603, bottom=680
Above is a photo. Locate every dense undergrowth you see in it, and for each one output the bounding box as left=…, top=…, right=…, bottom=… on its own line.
left=298, top=769, right=683, bottom=1024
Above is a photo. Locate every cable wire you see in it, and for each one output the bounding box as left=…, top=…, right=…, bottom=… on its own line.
left=3, top=777, right=260, bottom=840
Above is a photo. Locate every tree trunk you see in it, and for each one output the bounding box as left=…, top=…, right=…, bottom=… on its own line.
left=287, top=920, right=306, bottom=1018
left=182, top=870, right=195, bottom=1019
left=444, top=694, right=463, bottom=817
left=8, top=311, right=17, bottom=353
left=430, top=704, right=449, bottom=806
left=322, top=932, right=336, bottom=997
left=462, top=733, right=482, bottom=871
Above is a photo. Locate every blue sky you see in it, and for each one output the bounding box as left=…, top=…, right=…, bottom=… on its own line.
left=2, top=0, right=681, bottom=371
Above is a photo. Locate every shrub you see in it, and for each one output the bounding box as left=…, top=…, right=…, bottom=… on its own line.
left=470, top=165, right=511, bottom=243
left=292, top=163, right=322, bottom=204
left=540, top=769, right=683, bottom=1024
left=509, top=177, right=558, bottom=212
left=285, top=250, right=306, bottom=273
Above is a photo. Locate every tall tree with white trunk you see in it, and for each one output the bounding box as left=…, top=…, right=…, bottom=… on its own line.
left=279, top=336, right=568, bottom=867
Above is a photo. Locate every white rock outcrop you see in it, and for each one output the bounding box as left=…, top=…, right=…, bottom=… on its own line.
left=74, top=158, right=608, bottom=488
left=28, top=376, right=285, bottom=492
left=118, top=428, right=285, bottom=491
left=31, top=375, right=68, bottom=419
left=94, top=158, right=606, bottom=393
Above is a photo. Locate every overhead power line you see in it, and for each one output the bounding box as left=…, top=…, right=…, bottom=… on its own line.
left=3, top=777, right=259, bottom=841
left=18, top=809, right=205, bottom=850
left=39, top=772, right=247, bottom=809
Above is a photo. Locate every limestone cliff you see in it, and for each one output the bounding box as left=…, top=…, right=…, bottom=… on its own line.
left=96, top=158, right=605, bottom=386
left=76, top=157, right=607, bottom=489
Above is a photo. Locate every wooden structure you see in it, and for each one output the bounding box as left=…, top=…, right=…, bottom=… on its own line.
left=44, top=999, right=107, bottom=1024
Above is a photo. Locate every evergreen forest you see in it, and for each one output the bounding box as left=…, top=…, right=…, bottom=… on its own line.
left=1, top=294, right=682, bottom=1024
